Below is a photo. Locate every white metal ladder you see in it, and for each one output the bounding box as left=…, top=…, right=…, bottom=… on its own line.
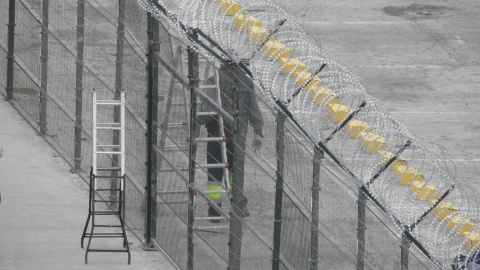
left=193, top=67, right=232, bottom=228
left=81, top=90, right=131, bottom=264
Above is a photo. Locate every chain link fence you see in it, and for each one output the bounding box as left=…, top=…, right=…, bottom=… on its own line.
left=2, top=0, right=476, bottom=269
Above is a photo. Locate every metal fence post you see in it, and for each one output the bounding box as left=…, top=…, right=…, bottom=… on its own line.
left=6, top=0, right=15, bottom=101
left=357, top=189, right=367, bottom=270
left=310, top=145, right=324, bottom=270
left=401, top=226, right=410, bottom=270
left=74, top=0, right=85, bottom=170
left=39, top=0, right=49, bottom=135
left=187, top=34, right=199, bottom=270
left=272, top=110, right=286, bottom=270
left=109, top=0, right=126, bottom=216
left=145, top=10, right=159, bottom=249
left=150, top=4, right=159, bottom=242
left=228, top=69, right=249, bottom=270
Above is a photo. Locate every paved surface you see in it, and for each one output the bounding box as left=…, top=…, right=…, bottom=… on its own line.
left=0, top=100, right=176, bottom=270
left=278, top=0, right=480, bottom=191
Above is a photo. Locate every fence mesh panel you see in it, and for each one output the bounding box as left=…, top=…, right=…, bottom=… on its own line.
left=3, top=0, right=473, bottom=269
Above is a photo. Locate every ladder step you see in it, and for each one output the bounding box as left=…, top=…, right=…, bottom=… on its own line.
left=195, top=163, right=229, bottom=169
left=92, top=211, right=119, bottom=215
left=194, top=216, right=226, bottom=221
left=85, top=232, right=124, bottom=236
left=96, top=126, right=122, bottom=130
left=95, top=188, right=121, bottom=191
left=94, top=225, right=123, bottom=228
left=97, top=122, right=121, bottom=126
left=97, top=145, right=121, bottom=148
left=204, top=189, right=229, bottom=194
left=94, top=175, right=124, bottom=179
left=97, top=167, right=121, bottom=171
left=193, top=225, right=229, bottom=230
left=96, top=151, right=122, bottom=155
left=197, top=111, right=218, bottom=116
left=87, top=249, right=128, bottom=252
left=196, top=136, right=226, bottom=143
left=94, top=200, right=123, bottom=203
left=96, top=100, right=122, bottom=105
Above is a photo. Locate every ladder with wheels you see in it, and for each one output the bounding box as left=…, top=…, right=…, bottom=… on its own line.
left=81, top=89, right=131, bottom=264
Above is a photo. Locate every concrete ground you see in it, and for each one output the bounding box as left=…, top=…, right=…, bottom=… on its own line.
left=0, top=100, right=176, bottom=270
left=277, top=0, right=480, bottom=192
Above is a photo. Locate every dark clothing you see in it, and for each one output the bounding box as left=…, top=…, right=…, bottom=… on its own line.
left=201, top=63, right=263, bottom=205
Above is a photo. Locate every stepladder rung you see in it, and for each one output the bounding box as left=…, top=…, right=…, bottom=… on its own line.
left=193, top=225, right=230, bottom=230
left=93, top=175, right=124, bottom=179
left=196, top=136, right=226, bottom=143
left=92, top=211, right=120, bottom=215
left=157, top=189, right=189, bottom=195
left=95, top=188, right=121, bottom=192
left=195, top=163, right=229, bottom=169
left=87, top=248, right=129, bottom=252
left=203, top=189, right=230, bottom=194
left=96, top=151, right=122, bottom=155
left=94, top=199, right=124, bottom=203
left=97, top=166, right=121, bottom=171
left=96, top=100, right=122, bottom=105
left=93, top=225, right=123, bottom=228
left=85, top=232, right=124, bottom=236
left=197, top=111, right=218, bottom=116
left=97, top=145, right=121, bottom=149
left=194, top=216, right=226, bottom=222
left=96, top=126, right=122, bottom=130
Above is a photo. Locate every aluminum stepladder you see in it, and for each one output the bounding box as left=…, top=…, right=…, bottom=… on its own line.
left=81, top=90, right=131, bottom=264
left=191, top=60, right=232, bottom=229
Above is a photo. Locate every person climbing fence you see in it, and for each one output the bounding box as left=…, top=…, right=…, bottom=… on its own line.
left=199, top=60, right=263, bottom=221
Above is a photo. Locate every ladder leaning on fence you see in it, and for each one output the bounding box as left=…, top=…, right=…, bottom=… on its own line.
left=80, top=90, right=131, bottom=264
left=193, top=66, right=232, bottom=228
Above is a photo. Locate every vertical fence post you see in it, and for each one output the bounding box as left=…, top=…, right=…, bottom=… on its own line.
left=357, top=189, right=367, bottom=270
left=272, top=110, right=286, bottom=270
left=401, top=227, right=410, bottom=270
left=39, top=0, right=49, bottom=135
left=187, top=32, right=199, bottom=270
left=74, top=0, right=85, bottom=171
left=6, top=0, right=15, bottom=101
left=150, top=4, right=159, bottom=242
left=145, top=0, right=161, bottom=249
left=144, top=11, right=156, bottom=249
left=310, top=145, right=324, bottom=270
left=110, top=0, right=126, bottom=215
left=228, top=69, right=249, bottom=270
left=185, top=28, right=200, bottom=270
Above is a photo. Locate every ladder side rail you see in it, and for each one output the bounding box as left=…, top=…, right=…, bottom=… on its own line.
left=214, top=68, right=230, bottom=191
left=92, top=90, right=98, bottom=189
left=120, top=91, right=126, bottom=191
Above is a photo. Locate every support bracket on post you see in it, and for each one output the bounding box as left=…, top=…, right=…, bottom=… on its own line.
left=366, top=140, right=411, bottom=188
left=324, top=101, right=367, bottom=143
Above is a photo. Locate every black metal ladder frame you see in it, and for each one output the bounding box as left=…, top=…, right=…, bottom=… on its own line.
left=81, top=168, right=131, bottom=264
